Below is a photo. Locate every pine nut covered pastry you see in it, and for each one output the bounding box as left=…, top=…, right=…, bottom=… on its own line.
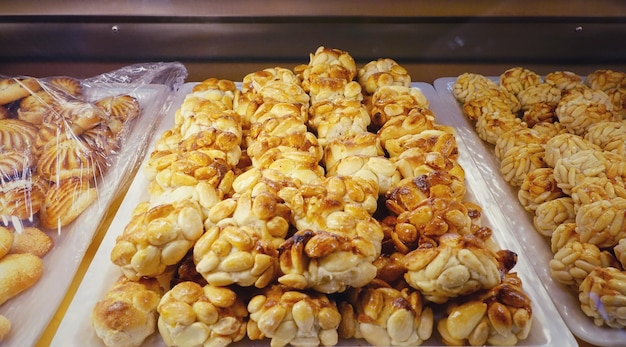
left=110, top=198, right=205, bottom=280
left=437, top=272, right=532, bottom=346
left=91, top=275, right=162, bottom=347
left=556, top=87, right=617, bottom=135
left=544, top=71, right=584, bottom=91
left=452, top=73, right=501, bottom=104
left=584, top=69, right=626, bottom=92
left=576, top=197, right=626, bottom=248
left=570, top=176, right=626, bottom=212
left=579, top=266, right=626, bottom=328
left=494, top=127, right=546, bottom=161
left=475, top=112, right=525, bottom=145
left=357, top=58, right=411, bottom=95
left=498, top=67, right=542, bottom=97
left=247, top=284, right=342, bottom=347
left=549, top=239, right=618, bottom=289
left=157, top=281, right=248, bottom=347
left=521, top=102, right=558, bottom=127
left=544, top=132, right=601, bottom=168
left=499, top=143, right=547, bottom=188
left=532, top=197, right=576, bottom=237
left=403, top=233, right=508, bottom=304
left=517, top=167, right=565, bottom=213
left=462, top=94, right=514, bottom=123
left=516, top=83, right=562, bottom=111
left=584, top=120, right=626, bottom=150
left=605, top=87, right=626, bottom=119
left=553, top=149, right=626, bottom=195
left=338, top=280, right=434, bottom=346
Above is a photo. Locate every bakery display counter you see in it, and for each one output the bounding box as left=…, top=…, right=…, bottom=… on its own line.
left=1, top=2, right=625, bottom=347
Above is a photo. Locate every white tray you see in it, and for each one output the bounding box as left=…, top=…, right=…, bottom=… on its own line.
left=53, top=82, right=575, bottom=347
left=0, top=83, right=170, bottom=347
left=434, top=76, right=626, bottom=347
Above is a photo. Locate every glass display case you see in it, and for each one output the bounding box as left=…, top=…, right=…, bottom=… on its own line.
left=1, top=2, right=625, bottom=347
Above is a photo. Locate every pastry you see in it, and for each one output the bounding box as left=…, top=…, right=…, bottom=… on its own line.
left=92, top=275, right=162, bottom=347
left=0, top=253, right=43, bottom=306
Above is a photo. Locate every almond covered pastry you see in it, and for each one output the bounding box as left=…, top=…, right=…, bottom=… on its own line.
left=297, top=46, right=357, bottom=92
left=437, top=273, right=532, bottom=346
left=338, top=281, right=434, bottom=346
left=157, top=281, right=248, bottom=347
left=111, top=199, right=205, bottom=280
left=367, top=85, right=430, bottom=130
left=247, top=284, right=342, bottom=347
left=357, top=58, right=411, bottom=95
left=403, top=233, right=507, bottom=304
left=326, top=155, right=400, bottom=196
left=91, top=275, right=162, bottom=347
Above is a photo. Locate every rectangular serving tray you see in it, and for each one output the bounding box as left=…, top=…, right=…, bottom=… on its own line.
left=52, top=82, right=575, bottom=347
left=434, top=76, right=624, bottom=347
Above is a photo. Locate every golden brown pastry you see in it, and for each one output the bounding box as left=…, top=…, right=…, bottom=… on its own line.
left=0, top=177, right=47, bottom=221
left=0, top=118, right=39, bottom=152
left=552, top=149, right=625, bottom=195
left=576, top=197, right=626, bottom=248
left=579, top=267, right=626, bottom=328
left=111, top=199, right=204, bottom=280
left=17, top=90, right=59, bottom=125
left=499, top=66, right=542, bottom=96
left=550, top=222, right=578, bottom=254
left=247, top=284, right=342, bottom=347
left=326, top=155, right=400, bottom=196
left=452, top=73, right=500, bottom=104
left=438, top=273, right=532, bottom=346
left=298, top=46, right=357, bottom=92
left=544, top=71, right=583, bottom=91
left=9, top=226, right=53, bottom=258
left=550, top=240, right=616, bottom=289
left=37, top=137, right=107, bottom=182
left=544, top=133, right=601, bottom=168
left=585, top=69, right=626, bottom=92
left=521, top=102, right=558, bottom=127
left=517, top=167, right=564, bottom=212
left=556, top=88, right=617, bottom=135
left=494, top=127, right=544, bottom=161
left=157, top=281, right=247, bottom=347
left=462, top=94, right=514, bottom=123
left=92, top=275, right=162, bottom=347
left=516, top=83, right=561, bottom=111
left=339, top=281, right=434, bottom=346
left=533, top=197, right=576, bottom=237
left=0, top=77, right=41, bottom=105
left=0, top=253, right=43, bottom=306
left=0, top=149, right=35, bottom=180
left=499, top=143, right=547, bottom=188
left=357, top=58, right=411, bottom=95
left=377, top=108, right=436, bottom=148
left=39, top=177, right=98, bottom=230
left=367, top=85, right=429, bottom=130
left=474, top=113, right=525, bottom=145
left=403, top=233, right=504, bottom=304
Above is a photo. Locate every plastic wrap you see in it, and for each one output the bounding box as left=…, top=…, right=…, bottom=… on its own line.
left=0, top=62, right=187, bottom=346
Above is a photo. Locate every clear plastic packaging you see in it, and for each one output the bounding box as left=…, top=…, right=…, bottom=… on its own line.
left=434, top=76, right=623, bottom=347
left=0, top=62, right=187, bottom=346
left=53, top=82, right=576, bottom=347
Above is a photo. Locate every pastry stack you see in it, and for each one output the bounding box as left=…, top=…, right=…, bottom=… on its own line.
left=93, top=47, right=533, bottom=347
left=453, top=67, right=626, bottom=329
